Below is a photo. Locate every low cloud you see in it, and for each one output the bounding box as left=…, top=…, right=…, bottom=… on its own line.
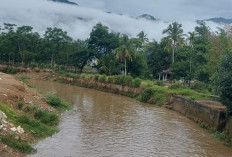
left=0, top=0, right=223, bottom=41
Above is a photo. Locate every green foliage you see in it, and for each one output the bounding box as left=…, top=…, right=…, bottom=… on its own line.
left=46, top=95, right=72, bottom=110
left=139, top=88, right=154, bottom=103
left=17, top=101, right=24, bottom=110
left=156, top=80, right=164, bottom=86
left=131, top=78, right=142, bottom=87
left=0, top=66, right=19, bottom=74
left=17, top=75, right=31, bottom=80
left=211, top=131, right=232, bottom=146
left=98, top=75, right=106, bottom=82
left=151, top=91, right=167, bottom=106
left=213, top=52, right=232, bottom=115
left=34, top=110, right=59, bottom=126
left=0, top=103, right=58, bottom=138
left=0, top=134, right=35, bottom=153
left=169, top=83, right=184, bottom=89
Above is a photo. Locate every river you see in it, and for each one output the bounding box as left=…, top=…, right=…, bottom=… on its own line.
left=27, top=80, right=232, bottom=157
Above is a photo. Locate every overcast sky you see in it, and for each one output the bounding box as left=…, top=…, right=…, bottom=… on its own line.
left=75, top=0, right=232, bottom=20
left=0, top=0, right=226, bottom=41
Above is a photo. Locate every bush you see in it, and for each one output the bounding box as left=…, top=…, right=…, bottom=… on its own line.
left=46, top=95, right=72, bottom=110
left=191, top=81, right=208, bottom=93
left=1, top=66, right=18, bottom=74
left=140, top=88, right=154, bottom=103
left=213, top=52, right=232, bottom=115
left=34, top=110, right=59, bottom=126
left=0, top=134, right=35, bottom=153
left=106, top=76, right=114, bottom=83
left=132, top=78, right=142, bottom=87
left=156, top=80, right=164, bottom=86
left=23, top=105, right=37, bottom=114
left=169, top=83, right=184, bottom=89
left=98, top=75, right=107, bottom=82
left=17, top=102, right=24, bottom=110
left=17, top=75, right=31, bottom=80
left=151, top=91, right=167, bottom=106
left=94, top=74, right=99, bottom=81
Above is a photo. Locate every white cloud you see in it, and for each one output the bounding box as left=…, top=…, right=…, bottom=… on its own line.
left=0, top=0, right=223, bottom=41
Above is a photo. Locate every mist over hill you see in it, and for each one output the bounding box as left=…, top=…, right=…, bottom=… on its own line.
left=0, top=0, right=223, bottom=41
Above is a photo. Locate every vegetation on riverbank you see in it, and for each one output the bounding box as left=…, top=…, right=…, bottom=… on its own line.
left=57, top=72, right=216, bottom=102
left=0, top=73, right=73, bottom=155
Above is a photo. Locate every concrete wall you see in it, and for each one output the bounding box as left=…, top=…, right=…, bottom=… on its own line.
left=170, top=95, right=227, bottom=131
left=58, top=76, right=142, bottom=97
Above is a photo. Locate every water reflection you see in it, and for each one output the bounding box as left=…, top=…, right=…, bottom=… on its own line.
left=28, top=80, right=232, bottom=157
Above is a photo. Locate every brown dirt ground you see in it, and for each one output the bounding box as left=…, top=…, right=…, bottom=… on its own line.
left=0, top=72, right=56, bottom=157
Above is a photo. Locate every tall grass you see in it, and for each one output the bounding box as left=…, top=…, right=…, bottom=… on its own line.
left=0, top=103, right=58, bottom=138
left=46, top=95, right=72, bottom=111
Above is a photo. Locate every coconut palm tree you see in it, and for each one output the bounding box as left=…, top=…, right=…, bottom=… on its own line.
left=162, top=22, right=184, bottom=64
left=187, top=32, right=196, bottom=73
left=137, top=31, right=149, bottom=45
left=114, top=35, right=136, bottom=76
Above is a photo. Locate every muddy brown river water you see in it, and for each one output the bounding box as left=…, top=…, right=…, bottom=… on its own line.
left=27, top=80, right=232, bottom=157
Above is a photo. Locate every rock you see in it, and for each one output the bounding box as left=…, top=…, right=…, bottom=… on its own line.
left=0, top=78, right=2, bottom=80
left=0, top=111, right=7, bottom=122
left=3, top=94, right=7, bottom=97
left=0, top=125, right=4, bottom=129
left=10, top=127, right=17, bottom=132
left=17, top=126, right=24, bottom=134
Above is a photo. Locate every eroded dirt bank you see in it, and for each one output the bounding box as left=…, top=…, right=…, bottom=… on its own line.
left=0, top=72, right=56, bottom=157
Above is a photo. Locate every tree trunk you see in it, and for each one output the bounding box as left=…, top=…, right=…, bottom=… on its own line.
left=124, top=57, right=127, bottom=76
left=51, top=53, right=54, bottom=68
left=172, top=43, right=175, bottom=64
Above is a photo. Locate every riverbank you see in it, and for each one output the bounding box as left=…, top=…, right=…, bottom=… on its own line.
left=0, top=72, right=71, bottom=156
left=53, top=72, right=232, bottom=145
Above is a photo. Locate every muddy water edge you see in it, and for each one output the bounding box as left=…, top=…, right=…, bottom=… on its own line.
left=27, top=80, right=232, bottom=157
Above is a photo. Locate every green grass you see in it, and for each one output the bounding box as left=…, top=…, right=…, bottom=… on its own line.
left=46, top=95, right=72, bottom=111
left=0, top=103, right=58, bottom=138
left=211, top=131, right=232, bottom=147
left=17, top=75, right=31, bottom=80
left=0, top=134, right=35, bottom=153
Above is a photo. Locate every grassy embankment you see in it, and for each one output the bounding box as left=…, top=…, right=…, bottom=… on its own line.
left=57, top=72, right=217, bottom=106
left=0, top=76, right=72, bottom=154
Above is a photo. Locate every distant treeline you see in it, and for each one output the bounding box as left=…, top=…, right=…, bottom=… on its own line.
left=1, top=22, right=232, bottom=114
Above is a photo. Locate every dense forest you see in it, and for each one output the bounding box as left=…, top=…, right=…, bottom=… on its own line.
left=0, top=22, right=232, bottom=114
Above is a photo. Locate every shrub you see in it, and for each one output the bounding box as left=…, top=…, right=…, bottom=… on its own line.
left=106, top=76, right=114, bottom=83
left=122, top=76, right=133, bottom=86
left=0, top=134, right=35, bottom=153
left=34, top=110, right=59, bottom=126
left=169, top=83, right=184, bottom=89
left=34, top=68, right=40, bottom=73
left=46, top=95, right=72, bottom=110
left=151, top=91, right=167, bottom=106
left=140, top=88, right=154, bottom=103
left=94, top=74, right=99, bottom=81
left=191, top=81, right=208, bottom=92
left=23, top=105, right=37, bottom=114
left=17, top=102, right=24, bottom=110
left=17, top=75, right=31, bottom=80
left=98, top=75, right=107, bottom=82
left=213, top=52, right=232, bottom=115
left=132, top=78, right=142, bottom=87
left=156, top=80, right=164, bottom=86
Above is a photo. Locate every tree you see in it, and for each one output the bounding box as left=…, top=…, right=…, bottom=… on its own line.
left=162, top=22, right=184, bottom=64
left=213, top=51, right=232, bottom=115
left=44, top=27, right=72, bottom=67
left=88, top=23, right=119, bottom=57
left=114, top=35, right=136, bottom=76
left=69, top=40, right=94, bottom=72
left=137, top=31, right=149, bottom=45
left=146, top=40, right=171, bottom=78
